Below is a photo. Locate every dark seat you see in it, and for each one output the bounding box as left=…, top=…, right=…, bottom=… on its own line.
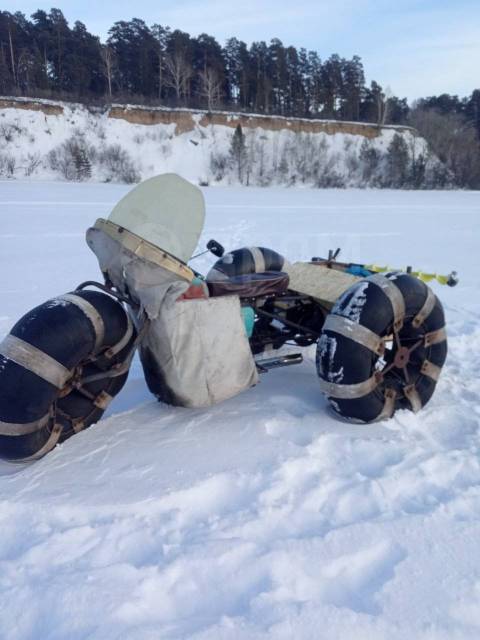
left=207, top=271, right=290, bottom=298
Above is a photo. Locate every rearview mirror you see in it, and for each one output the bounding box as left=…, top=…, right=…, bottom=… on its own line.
left=207, top=239, right=225, bottom=257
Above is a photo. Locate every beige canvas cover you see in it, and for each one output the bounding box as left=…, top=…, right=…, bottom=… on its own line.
left=140, top=294, right=259, bottom=407
left=285, top=262, right=361, bottom=307
left=87, top=224, right=258, bottom=408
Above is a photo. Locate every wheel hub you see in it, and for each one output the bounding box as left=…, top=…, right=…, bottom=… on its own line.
left=393, top=346, right=410, bottom=369
left=380, top=329, right=425, bottom=385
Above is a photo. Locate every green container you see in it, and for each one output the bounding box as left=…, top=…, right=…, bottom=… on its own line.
left=241, top=306, right=255, bottom=338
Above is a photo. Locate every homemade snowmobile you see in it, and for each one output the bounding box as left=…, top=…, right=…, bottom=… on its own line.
left=0, top=174, right=454, bottom=462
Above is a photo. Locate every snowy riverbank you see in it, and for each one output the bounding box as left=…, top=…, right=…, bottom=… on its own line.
left=0, top=99, right=442, bottom=188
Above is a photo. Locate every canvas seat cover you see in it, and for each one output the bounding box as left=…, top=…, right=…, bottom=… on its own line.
left=207, top=271, right=290, bottom=298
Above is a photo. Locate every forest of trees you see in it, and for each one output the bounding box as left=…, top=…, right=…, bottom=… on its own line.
left=0, top=8, right=409, bottom=122
left=0, top=8, right=479, bottom=187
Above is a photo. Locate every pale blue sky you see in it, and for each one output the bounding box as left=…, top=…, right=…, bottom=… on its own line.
left=9, top=0, right=480, bottom=100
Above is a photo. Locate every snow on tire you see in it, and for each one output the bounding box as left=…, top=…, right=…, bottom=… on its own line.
left=316, top=272, right=447, bottom=423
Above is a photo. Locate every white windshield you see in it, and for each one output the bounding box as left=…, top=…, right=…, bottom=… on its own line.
left=108, top=174, right=205, bottom=263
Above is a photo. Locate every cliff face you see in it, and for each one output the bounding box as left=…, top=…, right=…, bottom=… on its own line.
left=0, top=97, right=64, bottom=116
left=108, top=103, right=413, bottom=139
left=0, top=97, right=413, bottom=138
left=0, top=97, right=437, bottom=187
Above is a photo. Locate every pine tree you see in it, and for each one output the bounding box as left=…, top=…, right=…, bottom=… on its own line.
left=387, top=133, right=409, bottom=188
left=410, top=153, right=426, bottom=188
left=71, top=143, right=91, bottom=180
left=230, top=124, right=247, bottom=183
left=359, top=139, right=381, bottom=184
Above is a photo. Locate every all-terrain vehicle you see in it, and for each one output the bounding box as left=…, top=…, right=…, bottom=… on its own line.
left=0, top=175, right=452, bottom=461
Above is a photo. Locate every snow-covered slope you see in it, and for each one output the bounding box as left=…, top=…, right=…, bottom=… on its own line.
left=0, top=98, right=437, bottom=187
left=0, top=181, right=479, bottom=639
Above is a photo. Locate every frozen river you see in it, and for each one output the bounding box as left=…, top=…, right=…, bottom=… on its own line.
left=0, top=181, right=479, bottom=640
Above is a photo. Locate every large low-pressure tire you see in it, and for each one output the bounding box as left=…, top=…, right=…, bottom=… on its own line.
left=0, top=290, right=136, bottom=462
left=316, top=272, right=447, bottom=423
left=207, top=246, right=286, bottom=281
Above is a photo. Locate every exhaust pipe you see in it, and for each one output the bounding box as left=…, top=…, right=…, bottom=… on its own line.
left=256, top=353, right=303, bottom=373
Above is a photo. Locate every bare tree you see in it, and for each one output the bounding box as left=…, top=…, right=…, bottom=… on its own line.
left=198, top=67, right=222, bottom=111
left=8, top=23, right=16, bottom=87
left=17, top=48, right=36, bottom=91
left=164, top=52, right=192, bottom=104
left=100, top=45, right=115, bottom=99
left=409, top=108, right=480, bottom=187
left=375, top=85, right=392, bottom=127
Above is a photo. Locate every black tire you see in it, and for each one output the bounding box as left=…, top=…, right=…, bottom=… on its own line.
left=0, top=290, right=136, bottom=462
left=207, top=246, right=286, bottom=281
left=316, top=272, right=447, bottom=423
left=139, top=344, right=178, bottom=406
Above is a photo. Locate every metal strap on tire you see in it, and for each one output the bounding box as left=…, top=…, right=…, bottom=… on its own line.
left=319, top=373, right=380, bottom=399
left=79, top=318, right=148, bottom=386
left=93, top=391, right=113, bottom=410
left=404, top=384, right=422, bottom=412
left=376, top=388, right=397, bottom=421
left=0, top=411, right=50, bottom=436
left=105, top=313, right=134, bottom=359
left=424, top=327, right=446, bottom=347
left=13, top=423, right=63, bottom=463
left=324, top=314, right=384, bottom=356
left=421, top=360, right=442, bottom=382
left=57, top=293, right=105, bottom=354
left=0, top=335, right=72, bottom=389
left=366, top=274, right=405, bottom=331
left=412, top=288, right=436, bottom=329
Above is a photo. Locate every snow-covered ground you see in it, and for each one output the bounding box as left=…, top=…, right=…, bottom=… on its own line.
left=0, top=181, right=479, bottom=639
